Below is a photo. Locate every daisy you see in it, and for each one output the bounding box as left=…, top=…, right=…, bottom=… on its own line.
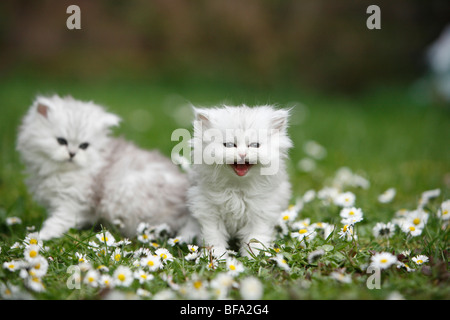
left=110, top=248, right=123, bottom=263
left=136, top=288, right=151, bottom=298
left=412, top=255, right=429, bottom=265
left=226, top=257, right=244, bottom=276
left=330, top=271, right=352, bottom=283
left=278, top=204, right=301, bottom=225
left=437, top=200, right=450, bottom=220
left=24, top=244, right=41, bottom=262
left=317, top=187, right=340, bottom=205
left=370, top=252, right=397, bottom=270
left=28, top=256, right=48, bottom=278
left=25, top=275, right=45, bottom=292
left=113, top=266, right=133, bottom=287
left=168, top=236, right=183, bottom=246
left=407, top=209, right=429, bottom=229
left=155, top=248, right=174, bottom=264
left=396, top=261, right=415, bottom=272
left=240, top=276, right=263, bottom=300
left=3, top=260, right=24, bottom=272
left=96, top=231, right=116, bottom=246
left=302, top=189, right=316, bottom=203
left=99, top=275, right=114, bottom=289
left=338, top=224, right=356, bottom=241
left=334, top=191, right=356, bottom=207
left=291, top=225, right=316, bottom=242
left=340, top=207, right=363, bottom=224
left=6, top=216, right=22, bottom=226
left=140, top=254, right=161, bottom=271
left=134, top=269, right=154, bottom=284
left=137, top=231, right=152, bottom=243
left=210, top=273, right=236, bottom=299
left=418, top=188, right=441, bottom=208
left=378, top=188, right=396, bottom=203
left=185, top=245, right=199, bottom=261
left=272, top=254, right=291, bottom=271
left=75, top=252, right=89, bottom=264
left=400, top=222, right=423, bottom=237
left=372, top=222, right=396, bottom=238
left=23, top=232, right=43, bottom=248
left=84, top=269, right=100, bottom=287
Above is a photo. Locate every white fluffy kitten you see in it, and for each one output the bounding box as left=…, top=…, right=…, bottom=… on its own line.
left=17, top=95, right=197, bottom=240
left=187, top=105, right=292, bottom=258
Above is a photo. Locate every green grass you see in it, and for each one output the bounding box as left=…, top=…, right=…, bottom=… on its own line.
left=0, top=74, right=449, bottom=300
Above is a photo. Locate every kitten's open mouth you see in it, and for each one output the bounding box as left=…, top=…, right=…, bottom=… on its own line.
left=230, top=161, right=253, bottom=177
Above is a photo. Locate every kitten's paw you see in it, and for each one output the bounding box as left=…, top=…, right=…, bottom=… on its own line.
left=38, top=227, right=64, bottom=241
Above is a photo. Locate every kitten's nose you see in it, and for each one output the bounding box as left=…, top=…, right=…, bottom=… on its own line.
left=69, top=152, right=76, bottom=158
left=238, top=152, right=247, bottom=159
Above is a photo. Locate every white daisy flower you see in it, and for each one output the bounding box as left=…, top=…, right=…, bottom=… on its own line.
left=113, top=266, right=133, bottom=287
left=24, top=244, right=41, bottom=262
left=226, top=257, right=244, bottom=276
left=134, top=269, right=154, bottom=284
left=372, top=222, right=396, bottom=238
left=400, top=222, right=423, bottom=237
left=272, top=254, right=291, bottom=271
left=407, top=209, right=429, bottom=229
left=96, top=231, right=116, bottom=246
left=334, top=191, right=356, bottom=208
left=6, top=217, right=22, bottom=226
left=437, top=200, right=450, bottom=220
left=84, top=269, right=100, bottom=287
left=3, top=260, right=24, bottom=272
left=330, top=271, right=352, bottom=283
left=412, top=255, right=429, bottom=265
left=110, top=248, right=123, bottom=263
left=140, top=254, right=161, bottom=271
left=185, top=245, right=199, bottom=261
left=370, top=252, right=397, bottom=270
left=155, top=248, right=174, bottom=264
left=378, top=188, right=396, bottom=203
left=338, top=224, right=357, bottom=241
left=25, top=275, right=46, bottom=292
left=418, top=188, right=441, bottom=208
left=28, top=256, right=48, bottom=278
left=340, top=207, right=363, bottom=224
left=23, top=232, right=43, bottom=248
left=240, top=276, right=263, bottom=300
left=99, top=275, right=114, bottom=289
left=75, top=252, right=89, bottom=264
left=136, top=288, right=151, bottom=298
left=168, top=236, right=183, bottom=246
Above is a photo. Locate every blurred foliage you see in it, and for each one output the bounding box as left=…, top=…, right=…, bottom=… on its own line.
left=0, top=0, right=449, bottom=92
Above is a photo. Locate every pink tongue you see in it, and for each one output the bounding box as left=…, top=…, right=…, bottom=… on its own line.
left=233, top=164, right=251, bottom=176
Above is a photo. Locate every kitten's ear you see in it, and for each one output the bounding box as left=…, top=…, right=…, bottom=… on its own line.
left=193, top=107, right=210, bottom=128
left=271, top=109, right=290, bottom=132
left=102, top=112, right=121, bottom=129
left=37, top=103, right=49, bottom=118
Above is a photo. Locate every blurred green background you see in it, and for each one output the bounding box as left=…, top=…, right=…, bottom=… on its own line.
left=0, top=0, right=449, bottom=226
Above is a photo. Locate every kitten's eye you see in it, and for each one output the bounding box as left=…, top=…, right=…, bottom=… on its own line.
left=249, top=142, right=260, bottom=148
left=56, top=137, right=68, bottom=146
left=223, top=142, right=236, bottom=148
left=79, top=142, right=89, bottom=150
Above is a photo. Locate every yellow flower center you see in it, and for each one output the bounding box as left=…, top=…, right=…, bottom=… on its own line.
left=409, top=226, right=416, bottom=231
left=118, top=274, right=125, bottom=282
left=229, top=265, right=236, bottom=271
left=349, top=211, right=355, bottom=216
left=343, top=225, right=348, bottom=232
left=141, top=274, right=147, bottom=279
left=29, top=250, right=37, bottom=258
left=299, top=229, right=307, bottom=234
left=193, top=281, right=202, bottom=289
left=443, top=210, right=448, bottom=215
left=160, top=253, right=167, bottom=259
left=380, top=259, right=388, bottom=263
left=283, top=215, right=289, bottom=221
left=30, top=239, right=38, bottom=245
left=147, top=260, right=154, bottom=266
left=142, top=234, right=148, bottom=239
left=101, top=236, right=108, bottom=242
left=413, top=218, right=420, bottom=225
left=34, top=263, right=41, bottom=270
left=114, top=254, right=121, bottom=261
left=417, top=260, right=423, bottom=264
left=8, top=264, right=15, bottom=269
left=88, top=277, right=95, bottom=283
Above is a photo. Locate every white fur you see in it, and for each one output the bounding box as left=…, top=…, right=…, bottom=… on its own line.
left=187, top=105, right=292, bottom=258
left=17, top=95, right=198, bottom=241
